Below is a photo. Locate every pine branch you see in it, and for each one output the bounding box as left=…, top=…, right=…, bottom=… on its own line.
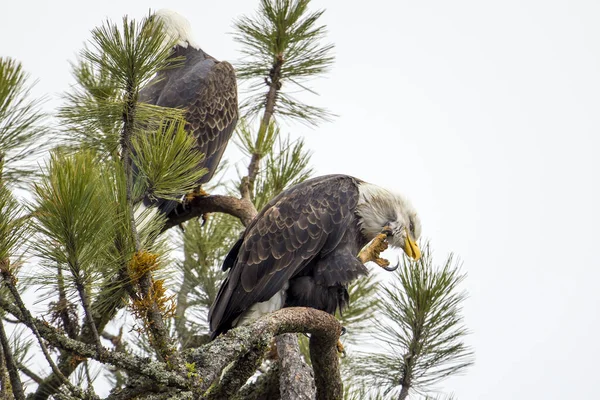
left=0, top=317, right=25, bottom=400
left=32, top=276, right=129, bottom=400
left=163, top=194, right=258, bottom=229
left=76, top=14, right=183, bottom=364
left=0, top=296, right=188, bottom=390
left=234, top=0, right=334, bottom=124
left=187, top=307, right=343, bottom=399
left=235, top=0, right=334, bottom=202
left=0, top=265, right=91, bottom=399
left=0, top=57, right=50, bottom=186
left=352, top=242, right=474, bottom=398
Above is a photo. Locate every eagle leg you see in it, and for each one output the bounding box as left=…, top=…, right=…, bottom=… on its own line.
left=358, top=226, right=397, bottom=271
left=184, top=186, right=211, bottom=225
left=185, top=186, right=209, bottom=202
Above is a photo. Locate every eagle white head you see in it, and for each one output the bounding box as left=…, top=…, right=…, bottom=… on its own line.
left=356, top=182, right=422, bottom=260
left=154, top=9, right=200, bottom=50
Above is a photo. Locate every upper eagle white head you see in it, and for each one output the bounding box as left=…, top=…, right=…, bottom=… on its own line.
left=356, top=182, right=422, bottom=260
left=154, top=9, right=200, bottom=50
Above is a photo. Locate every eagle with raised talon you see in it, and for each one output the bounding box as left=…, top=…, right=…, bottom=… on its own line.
left=208, top=174, right=421, bottom=344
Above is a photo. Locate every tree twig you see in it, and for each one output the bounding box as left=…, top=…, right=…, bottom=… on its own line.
left=0, top=317, right=25, bottom=400
left=17, top=362, right=43, bottom=385
left=75, top=279, right=103, bottom=355
left=56, top=265, right=79, bottom=339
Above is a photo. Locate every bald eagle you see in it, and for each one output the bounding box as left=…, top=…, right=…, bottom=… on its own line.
left=139, top=9, right=238, bottom=215
left=208, top=174, right=421, bottom=339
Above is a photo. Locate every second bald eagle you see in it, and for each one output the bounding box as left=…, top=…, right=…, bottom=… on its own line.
left=139, top=9, right=238, bottom=215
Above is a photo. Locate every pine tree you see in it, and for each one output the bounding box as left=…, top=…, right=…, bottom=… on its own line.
left=0, top=1, right=473, bottom=399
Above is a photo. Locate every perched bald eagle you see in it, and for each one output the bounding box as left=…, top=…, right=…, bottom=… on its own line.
left=139, top=9, right=238, bottom=215
left=209, top=174, right=422, bottom=339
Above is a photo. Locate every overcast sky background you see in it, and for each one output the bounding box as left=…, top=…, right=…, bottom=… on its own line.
left=2, top=0, right=600, bottom=398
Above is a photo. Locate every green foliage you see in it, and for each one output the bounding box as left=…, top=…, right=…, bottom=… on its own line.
left=252, top=134, right=313, bottom=210
left=338, top=272, right=381, bottom=343
left=0, top=57, right=48, bottom=185
left=236, top=118, right=279, bottom=159
left=0, top=184, right=28, bottom=272
left=175, top=213, right=242, bottom=336
left=59, top=15, right=184, bottom=156
left=131, top=119, right=207, bottom=201
left=234, top=0, right=334, bottom=124
left=83, top=15, right=177, bottom=94
left=59, top=60, right=125, bottom=156
left=352, top=242, right=474, bottom=398
left=31, top=150, right=117, bottom=286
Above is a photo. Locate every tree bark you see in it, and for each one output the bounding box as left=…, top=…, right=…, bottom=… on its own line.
left=163, top=194, right=257, bottom=231
left=277, top=333, right=315, bottom=400
left=232, top=364, right=280, bottom=400
left=1, top=294, right=342, bottom=400
left=187, top=307, right=342, bottom=398
left=398, top=385, right=410, bottom=400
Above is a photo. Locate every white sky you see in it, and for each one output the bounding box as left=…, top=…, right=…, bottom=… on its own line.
left=2, top=0, right=600, bottom=399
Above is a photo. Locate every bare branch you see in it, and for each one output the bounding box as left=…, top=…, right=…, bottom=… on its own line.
left=163, top=194, right=257, bottom=231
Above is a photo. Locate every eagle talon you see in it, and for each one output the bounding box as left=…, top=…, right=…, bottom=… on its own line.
left=382, top=225, right=393, bottom=237
left=336, top=340, right=347, bottom=358
left=379, top=259, right=399, bottom=272
left=358, top=229, right=392, bottom=271
left=340, top=326, right=347, bottom=336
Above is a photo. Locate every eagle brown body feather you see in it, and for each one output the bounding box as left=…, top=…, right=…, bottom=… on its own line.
left=209, top=175, right=370, bottom=339
left=139, top=45, right=238, bottom=214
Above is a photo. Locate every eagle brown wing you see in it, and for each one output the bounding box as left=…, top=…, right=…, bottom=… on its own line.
left=208, top=175, right=362, bottom=339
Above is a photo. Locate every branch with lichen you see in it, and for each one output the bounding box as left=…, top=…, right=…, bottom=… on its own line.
left=0, top=296, right=188, bottom=391
left=1, top=290, right=343, bottom=400
left=0, top=264, right=93, bottom=399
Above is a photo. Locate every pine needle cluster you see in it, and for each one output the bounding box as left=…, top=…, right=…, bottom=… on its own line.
left=351, top=243, right=474, bottom=399
left=0, top=57, right=49, bottom=186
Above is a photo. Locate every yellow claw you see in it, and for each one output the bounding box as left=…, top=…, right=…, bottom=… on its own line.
left=336, top=340, right=347, bottom=358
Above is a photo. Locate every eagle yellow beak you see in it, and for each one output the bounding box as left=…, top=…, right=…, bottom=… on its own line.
left=404, top=229, right=421, bottom=260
